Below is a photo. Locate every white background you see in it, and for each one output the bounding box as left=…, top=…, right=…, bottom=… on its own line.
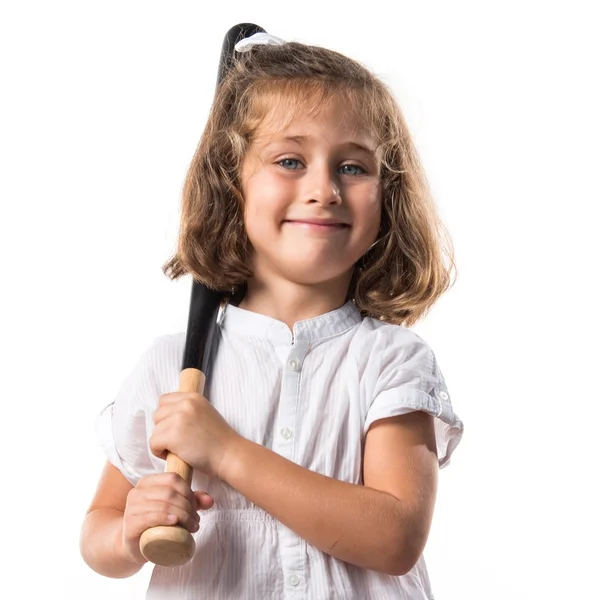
left=1, top=1, right=598, bottom=598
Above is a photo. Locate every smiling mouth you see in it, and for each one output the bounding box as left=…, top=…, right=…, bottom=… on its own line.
left=283, top=220, right=350, bottom=229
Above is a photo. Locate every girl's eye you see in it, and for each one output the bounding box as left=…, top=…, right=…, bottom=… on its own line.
left=277, top=159, right=365, bottom=175
left=338, top=164, right=365, bottom=176
left=278, top=158, right=303, bottom=170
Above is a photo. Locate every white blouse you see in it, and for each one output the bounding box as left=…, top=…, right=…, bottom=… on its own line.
left=96, top=301, right=464, bottom=599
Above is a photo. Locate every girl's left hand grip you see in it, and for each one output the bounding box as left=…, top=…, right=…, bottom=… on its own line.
left=138, top=368, right=206, bottom=567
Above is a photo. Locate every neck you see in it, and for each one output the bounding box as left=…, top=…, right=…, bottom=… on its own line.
left=238, top=271, right=352, bottom=331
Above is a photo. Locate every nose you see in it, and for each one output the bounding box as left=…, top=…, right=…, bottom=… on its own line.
left=302, top=163, right=342, bottom=206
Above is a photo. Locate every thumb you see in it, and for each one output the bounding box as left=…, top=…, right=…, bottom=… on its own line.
left=194, top=490, right=215, bottom=511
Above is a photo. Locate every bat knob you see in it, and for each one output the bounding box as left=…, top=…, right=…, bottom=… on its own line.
left=139, top=525, right=195, bottom=567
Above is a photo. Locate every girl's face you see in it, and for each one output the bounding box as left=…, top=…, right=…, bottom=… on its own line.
left=240, top=97, right=382, bottom=290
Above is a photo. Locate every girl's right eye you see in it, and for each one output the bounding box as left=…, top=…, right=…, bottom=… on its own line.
left=278, top=158, right=303, bottom=170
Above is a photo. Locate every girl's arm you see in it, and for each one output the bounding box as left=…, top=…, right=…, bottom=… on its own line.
left=80, top=462, right=145, bottom=578
left=80, top=461, right=210, bottom=578
left=220, top=410, right=438, bottom=576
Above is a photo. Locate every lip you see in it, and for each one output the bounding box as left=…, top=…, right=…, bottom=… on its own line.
left=284, top=218, right=350, bottom=227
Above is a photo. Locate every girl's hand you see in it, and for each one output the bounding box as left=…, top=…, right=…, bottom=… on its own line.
left=122, top=472, right=214, bottom=565
left=149, top=392, right=241, bottom=478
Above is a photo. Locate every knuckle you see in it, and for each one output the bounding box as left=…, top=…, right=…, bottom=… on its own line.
left=164, top=472, right=181, bottom=486
left=135, top=475, right=150, bottom=488
left=146, top=511, right=169, bottom=527
left=126, top=490, right=141, bottom=507
left=184, top=516, right=199, bottom=532
left=157, top=501, right=172, bottom=516
left=181, top=399, right=195, bottom=414
left=164, top=486, right=178, bottom=501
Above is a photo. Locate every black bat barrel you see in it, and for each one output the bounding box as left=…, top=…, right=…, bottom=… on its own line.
left=182, top=23, right=266, bottom=373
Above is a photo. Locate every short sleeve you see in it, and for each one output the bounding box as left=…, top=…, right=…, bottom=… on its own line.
left=95, top=335, right=181, bottom=485
left=364, top=331, right=464, bottom=468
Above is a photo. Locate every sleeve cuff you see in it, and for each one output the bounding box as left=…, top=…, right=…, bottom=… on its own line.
left=364, top=388, right=464, bottom=468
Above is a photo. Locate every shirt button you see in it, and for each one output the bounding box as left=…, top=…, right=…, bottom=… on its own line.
left=281, top=427, right=293, bottom=440
left=288, top=359, right=299, bottom=371
left=289, top=574, right=300, bottom=586
left=439, top=390, right=449, bottom=400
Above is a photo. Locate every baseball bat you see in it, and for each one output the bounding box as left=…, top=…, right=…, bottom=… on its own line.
left=138, top=22, right=266, bottom=567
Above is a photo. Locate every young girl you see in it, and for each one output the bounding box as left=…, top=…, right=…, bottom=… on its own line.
left=80, top=33, right=464, bottom=600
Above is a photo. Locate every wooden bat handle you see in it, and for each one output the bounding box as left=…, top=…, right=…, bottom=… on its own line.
left=138, top=368, right=206, bottom=567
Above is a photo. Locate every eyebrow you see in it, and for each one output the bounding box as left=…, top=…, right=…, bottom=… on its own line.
left=269, top=135, right=377, bottom=155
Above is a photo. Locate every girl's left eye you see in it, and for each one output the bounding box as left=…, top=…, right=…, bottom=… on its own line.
left=338, top=164, right=365, bottom=176
left=278, top=158, right=303, bottom=170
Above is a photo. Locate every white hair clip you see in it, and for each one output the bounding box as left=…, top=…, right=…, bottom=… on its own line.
left=234, top=32, right=287, bottom=53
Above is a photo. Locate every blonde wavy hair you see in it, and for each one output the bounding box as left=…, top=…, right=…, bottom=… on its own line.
left=163, top=41, right=456, bottom=326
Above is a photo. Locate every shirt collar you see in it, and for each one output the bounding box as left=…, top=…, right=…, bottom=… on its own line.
left=219, top=300, right=362, bottom=345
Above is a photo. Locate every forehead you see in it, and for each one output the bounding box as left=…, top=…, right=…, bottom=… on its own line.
left=249, top=87, right=378, bottom=149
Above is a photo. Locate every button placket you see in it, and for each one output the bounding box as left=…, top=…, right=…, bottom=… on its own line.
left=287, top=358, right=301, bottom=371
left=273, top=341, right=307, bottom=460
left=274, top=340, right=308, bottom=596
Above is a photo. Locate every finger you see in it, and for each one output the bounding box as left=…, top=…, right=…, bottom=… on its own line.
left=128, top=502, right=200, bottom=534
left=153, top=395, right=202, bottom=425
left=156, top=472, right=199, bottom=511
left=194, top=491, right=215, bottom=511
left=153, top=397, right=186, bottom=426
left=158, top=392, right=201, bottom=406
left=157, top=392, right=183, bottom=406
left=148, top=423, right=172, bottom=460
left=137, top=473, right=198, bottom=512
left=152, top=404, right=173, bottom=425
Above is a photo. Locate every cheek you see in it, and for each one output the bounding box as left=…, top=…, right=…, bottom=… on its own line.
left=361, top=185, right=382, bottom=238
left=242, top=177, right=267, bottom=229
left=243, top=188, right=282, bottom=243
left=244, top=175, right=291, bottom=225
left=243, top=202, right=266, bottom=243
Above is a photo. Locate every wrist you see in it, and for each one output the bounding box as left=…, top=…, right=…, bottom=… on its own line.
left=218, top=434, right=252, bottom=483
left=116, top=527, right=148, bottom=567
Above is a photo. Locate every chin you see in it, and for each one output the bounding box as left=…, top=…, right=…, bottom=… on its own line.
left=281, top=263, right=354, bottom=287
